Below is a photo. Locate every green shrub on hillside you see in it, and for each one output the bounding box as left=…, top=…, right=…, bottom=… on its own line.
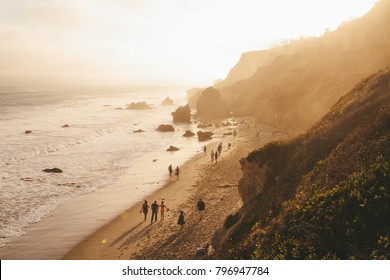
left=252, top=160, right=390, bottom=259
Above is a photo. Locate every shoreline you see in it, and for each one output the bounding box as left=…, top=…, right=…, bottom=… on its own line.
left=0, top=135, right=222, bottom=260
left=64, top=122, right=278, bottom=260
left=0, top=118, right=278, bottom=260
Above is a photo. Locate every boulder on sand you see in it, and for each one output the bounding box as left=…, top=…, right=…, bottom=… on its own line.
left=167, top=145, right=179, bottom=151
left=171, top=104, right=191, bottom=123
left=197, top=131, right=214, bottom=142
left=42, top=168, right=63, bottom=173
left=183, top=130, right=195, bottom=137
left=133, top=129, right=145, bottom=133
left=156, top=124, right=175, bottom=132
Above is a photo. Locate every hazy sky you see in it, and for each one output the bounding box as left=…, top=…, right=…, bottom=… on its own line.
left=0, top=0, right=377, bottom=87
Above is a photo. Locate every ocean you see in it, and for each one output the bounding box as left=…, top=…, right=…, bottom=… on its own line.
left=0, top=86, right=210, bottom=248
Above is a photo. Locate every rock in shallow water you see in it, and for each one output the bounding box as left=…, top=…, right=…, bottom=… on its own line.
left=42, top=168, right=63, bottom=173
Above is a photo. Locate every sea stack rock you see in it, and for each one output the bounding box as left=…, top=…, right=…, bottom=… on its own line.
left=183, top=130, right=195, bottom=137
left=133, top=129, right=145, bottom=133
left=42, top=168, right=63, bottom=173
left=197, top=131, right=214, bottom=142
left=171, top=105, right=191, bottom=123
left=126, top=102, right=152, bottom=110
left=166, top=145, right=179, bottom=151
left=196, top=87, right=230, bottom=120
left=161, top=97, right=174, bottom=106
left=156, top=124, right=175, bottom=132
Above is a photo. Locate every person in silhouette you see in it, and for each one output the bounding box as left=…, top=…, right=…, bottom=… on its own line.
left=139, top=200, right=150, bottom=222
left=177, top=211, right=185, bottom=230
left=203, top=145, right=207, bottom=155
left=175, top=166, right=180, bottom=178
left=168, top=164, right=173, bottom=177
left=196, top=198, right=205, bottom=220
left=211, top=150, right=214, bottom=163
left=151, top=201, right=159, bottom=223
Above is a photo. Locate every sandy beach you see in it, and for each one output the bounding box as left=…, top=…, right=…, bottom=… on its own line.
left=63, top=122, right=278, bottom=260
left=0, top=118, right=279, bottom=260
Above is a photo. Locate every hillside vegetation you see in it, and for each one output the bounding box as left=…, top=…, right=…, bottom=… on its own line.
left=212, top=68, right=390, bottom=259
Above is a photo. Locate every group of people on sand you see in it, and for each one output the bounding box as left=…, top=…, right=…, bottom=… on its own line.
left=168, top=164, right=180, bottom=178
left=139, top=200, right=169, bottom=223
left=139, top=198, right=206, bottom=230
left=210, top=142, right=223, bottom=164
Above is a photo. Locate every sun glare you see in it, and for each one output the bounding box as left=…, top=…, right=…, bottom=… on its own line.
left=0, top=0, right=378, bottom=86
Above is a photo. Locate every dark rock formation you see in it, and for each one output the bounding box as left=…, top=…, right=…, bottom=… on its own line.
left=133, top=129, right=145, bottom=133
left=196, top=87, right=230, bottom=120
left=126, top=102, right=152, bottom=110
left=197, top=131, right=214, bottom=142
left=25, top=130, right=32, bottom=134
left=156, top=124, right=175, bottom=132
left=171, top=105, right=191, bottom=123
left=42, top=168, right=63, bottom=173
left=62, top=124, right=70, bottom=128
left=161, top=97, right=174, bottom=106
left=183, top=130, right=195, bottom=137
left=167, top=145, right=179, bottom=151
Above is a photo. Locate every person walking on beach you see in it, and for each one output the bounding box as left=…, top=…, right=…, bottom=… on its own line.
left=217, top=142, right=222, bottom=156
left=139, top=200, right=150, bottom=222
left=151, top=201, right=159, bottom=223
left=175, top=166, right=180, bottom=178
left=196, top=198, right=206, bottom=220
left=210, top=150, right=214, bottom=163
left=177, top=210, right=185, bottom=230
left=203, top=145, right=207, bottom=155
left=168, top=164, right=173, bottom=177
left=214, top=151, right=218, bottom=163
left=160, top=201, right=169, bottom=220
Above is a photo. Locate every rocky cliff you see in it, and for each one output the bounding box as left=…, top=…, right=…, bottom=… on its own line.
left=217, top=0, right=390, bottom=134
left=212, top=68, right=390, bottom=260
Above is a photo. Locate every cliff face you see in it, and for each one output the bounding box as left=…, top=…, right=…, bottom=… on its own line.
left=213, top=68, right=390, bottom=260
left=218, top=0, right=390, bottom=134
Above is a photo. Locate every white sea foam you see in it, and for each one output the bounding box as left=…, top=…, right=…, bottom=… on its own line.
left=0, top=86, right=206, bottom=246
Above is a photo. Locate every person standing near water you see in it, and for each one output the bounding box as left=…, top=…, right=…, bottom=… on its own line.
left=160, top=201, right=169, bottom=220
left=151, top=201, right=158, bottom=223
left=177, top=211, right=185, bottom=230
left=203, top=145, right=207, bottom=155
left=139, top=200, right=150, bottom=222
left=175, top=166, right=180, bottom=178
left=168, top=164, right=173, bottom=177
left=210, top=150, right=214, bottom=163
left=214, top=151, right=218, bottom=163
